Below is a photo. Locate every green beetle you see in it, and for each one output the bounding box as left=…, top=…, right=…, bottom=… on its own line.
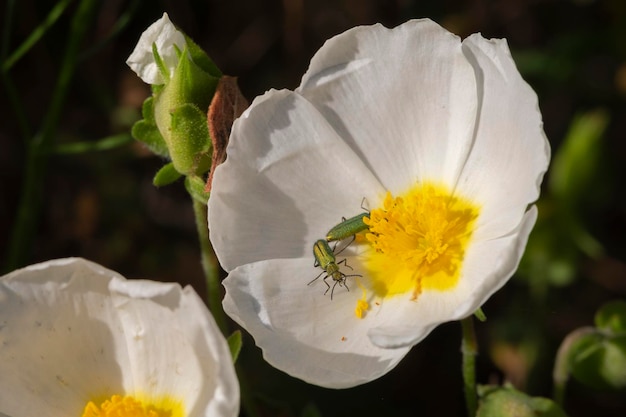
left=310, top=239, right=361, bottom=299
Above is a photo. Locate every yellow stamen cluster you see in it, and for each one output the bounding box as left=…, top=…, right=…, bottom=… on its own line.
left=82, top=395, right=182, bottom=417
left=362, top=182, right=479, bottom=301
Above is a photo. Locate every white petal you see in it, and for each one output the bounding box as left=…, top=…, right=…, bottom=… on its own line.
left=455, top=35, right=550, bottom=240
left=209, top=89, right=383, bottom=272
left=0, top=259, right=127, bottom=416
left=0, top=258, right=239, bottom=417
left=368, top=206, right=538, bottom=348
left=222, top=257, right=410, bottom=388
left=126, top=13, right=187, bottom=84
left=297, top=19, right=479, bottom=194
left=108, top=279, right=239, bottom=417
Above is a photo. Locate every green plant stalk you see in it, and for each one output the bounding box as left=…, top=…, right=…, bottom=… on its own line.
left=2, top=0, right=73, bottom=72
left=78, top=0, right=140, bottom=62
left=552, top=326, right=596, bottom=406
left=52, top=133, right=133, bottom=154
left=192, top=199, right=229, bottom=335
left=2, top=0, right=32, bottom=141
left=1, top=68, right=31, bottom=141
left=461, top=316, right=478, bottom=417
left=4, top=0, right=98, bottom=273
left=236, top=364, right=261, bottom=417
left=191, top=198, right=259, bottom=417
left=1, top=0, right=16, bottom=59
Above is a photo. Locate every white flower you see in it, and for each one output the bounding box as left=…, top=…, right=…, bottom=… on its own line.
left=0, top=258, right=239, bottom=417
left=208, top=19, right=550, bottom=388
left=126, top=12, right=187, bottom=84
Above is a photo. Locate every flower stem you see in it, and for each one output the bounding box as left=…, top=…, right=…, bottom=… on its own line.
left=191, top=198, right=228, bottom=335
left=552, top=326, right=595, bottom=406
left=191, top=198, right=260, bottom=417
left=461, top=316, right=478, bottom=417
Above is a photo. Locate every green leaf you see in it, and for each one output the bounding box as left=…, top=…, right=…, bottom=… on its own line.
left=569, top=331, right=626, bottom=390
left=537, top=110, right=608, bottom=263
left=477, top=385, right=568, bottom=417
left=185, top=175, right=210, bottom=204
left=153, top=162, right=182, bottom=187
left=595, top=300, right=626, bottom=334
left=131, top=97, right=169, bottom=157
left=549, top=109, right=609, bottom=206
left=226, top=330, right=242, bottom=363
left=517, top=205, right=580, bottom=290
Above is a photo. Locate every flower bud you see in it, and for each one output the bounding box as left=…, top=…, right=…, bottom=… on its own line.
left=128, top=13, right=222, bottom=177
left=153, top=48, right=217, bottom=175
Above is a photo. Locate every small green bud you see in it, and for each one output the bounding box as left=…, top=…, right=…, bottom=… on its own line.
left=128, top=13, right=222, bottom=178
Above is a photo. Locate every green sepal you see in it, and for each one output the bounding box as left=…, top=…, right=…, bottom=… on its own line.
left=477, top=385, right=568, bottom=417
left=167, top=103, right=212, bottom=175
left=153, top=162, right=182, bottom=187
left=474, top=307, right=487, bottom=322
left=175, top=45, right=219, bottom=112
left=151, top=41, right=170, bottom=82
left=184, top=34, right=222, bottom=78
left=151, top=83, right=164, bottom=95
left=226, top=330, right=242, bottom=364
left=185, top=175, right=210, bottom=204
left=131, top=96, right=169, bottom=157
left=156, top=45, right=218, bottom=115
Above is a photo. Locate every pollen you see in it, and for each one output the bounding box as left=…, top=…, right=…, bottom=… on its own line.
left=355, top=299, right=369, bottom=319
left=82, top=394, right=184, bottom=417
left=363, top=182, right=479, bottom=299
left=354, top=278, right=370, bottom=319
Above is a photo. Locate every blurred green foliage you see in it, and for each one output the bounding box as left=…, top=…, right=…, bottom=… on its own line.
left=519, top=109, right=608, bottom=292
left=2, top=1, right=626, bottom=416
left=477, top=384, right=567, bottom=417
left=564, top=301, right=626, bottom=391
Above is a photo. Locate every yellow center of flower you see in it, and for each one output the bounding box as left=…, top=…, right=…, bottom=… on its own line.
left=362, top=182, right=479, bottom=303
left=82, top=395, right=184, bottom=417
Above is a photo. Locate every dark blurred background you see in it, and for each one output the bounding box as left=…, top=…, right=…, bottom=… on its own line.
left=1, top=0, right=626, bottom=416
